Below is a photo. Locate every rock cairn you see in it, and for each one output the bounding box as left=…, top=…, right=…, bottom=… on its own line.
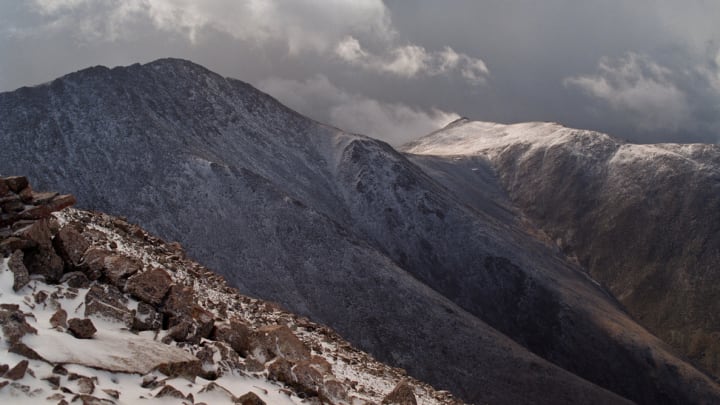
left=0, top=176, right=75, bottom=228
left=1, top=176, right=76, bottom=288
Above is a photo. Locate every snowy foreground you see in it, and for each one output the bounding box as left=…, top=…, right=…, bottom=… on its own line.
left=0, top=208, right=459, bottom=404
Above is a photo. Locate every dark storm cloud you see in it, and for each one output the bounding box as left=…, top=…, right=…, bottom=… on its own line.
left=1, top=1, right=719, bottom=144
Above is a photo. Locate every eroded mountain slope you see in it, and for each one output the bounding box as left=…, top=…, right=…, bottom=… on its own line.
left=404, top=119, right=720, bottom=380
left=2, top=60, right=719, bottom=404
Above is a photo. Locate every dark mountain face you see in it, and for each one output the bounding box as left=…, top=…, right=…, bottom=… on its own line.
left=2, top=59, right=719, bottom=404
left=405, top=120, right=720, bottom=382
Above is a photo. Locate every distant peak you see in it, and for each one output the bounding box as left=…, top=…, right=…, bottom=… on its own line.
left=144, top=57, right=202, bottom=68
left=142, top=58, right=216, bottom=75
left=443, top=116, right=472, bottom=130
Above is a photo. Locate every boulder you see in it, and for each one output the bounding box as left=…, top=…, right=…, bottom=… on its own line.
left=0, top=305, right=37, bottom=343
left=162, top=284, right=194, bottom=319
left=29, top=191, right=58, bottom=205
left=198, top=382, right=235, bottom=400
left=84, top=284, right=132, bottom=326
left=7, top=249, right=30, bottom=291
left=189, top=305, right=215, bottom=342
left=132, top=302, right=163, bottom=331
left=321, top=379, right=348, bottom=402
left=0, top=193, right=24, bottom=212
left=43, top=375, right=60, bottom=389
left=165, top=320, right=191, bottom=343
left=102, top=254, right=142, bottom=287
left=14, top=219, right=64, bottom=282
left=212, top=319, right=252, bottom=355
left=252, top=325, right=311, bottom=363
left=13, top=218, right=54, bottom=249
left=71, top=376, right=95, bottom=395
left=17, top=186, right=33, bottom=203
left=50, top=309, right=68, bottom=329
left=266, top=357, right=293, bottom=383
left=235, top=392, right=267, bottom=405
left=155, top=384, right=186, bottom=399
left=81, top=247, right=108, bottom=280
left=382, top=380, right=417, bottom=405
left=102, top=389, right=120, bottom=399
left=18, top=194, right=76, bottom=221
left=60, top=271, right=90, bottom=288
left=125, top=267, right=172, bottom=305
left=155, top=358, right=202, bottom=379
left=3, top=360, right=29, bottom=380
left=3, top=176, right=28, bottom=193
left=291, top=360, right=324, bottom=395
left=53, top=225, right=89, bottom=269
left=0, top=236, right=36, bottom=254
left=23, top=247, right=64, bottom=283
left=67, top=318, right=97, bottom=339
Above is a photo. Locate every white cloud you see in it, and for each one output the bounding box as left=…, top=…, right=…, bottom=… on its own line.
left=22, top=0, right=487, bottom=86
left=27, top=0, right=394, bottom=51
left=564, top=52, right=689, bottom=131
left=335, top=36, right=489, bottom=84
left=258, top=75, right=459, bottom=145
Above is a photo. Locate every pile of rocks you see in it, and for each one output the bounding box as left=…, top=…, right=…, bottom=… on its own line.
left=1, top=176, right=448, bottom=404
left=0, top=176, right=75, bottom=228
left=1, top=176, right=77, bottom=289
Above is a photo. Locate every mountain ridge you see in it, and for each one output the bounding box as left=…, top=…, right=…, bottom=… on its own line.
left=403, top=118, right=720, bottom=381
left=2, top=58, right=720, bottom=404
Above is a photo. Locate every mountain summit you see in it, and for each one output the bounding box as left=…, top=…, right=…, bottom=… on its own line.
left=2, top=59, right=719, bottom=404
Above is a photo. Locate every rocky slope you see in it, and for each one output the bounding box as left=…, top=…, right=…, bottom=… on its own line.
left=404, top=119, right=720, bottom=380
left=2, top=59, right=720, bottom=404
left=1, top=176, right=461, bottom=404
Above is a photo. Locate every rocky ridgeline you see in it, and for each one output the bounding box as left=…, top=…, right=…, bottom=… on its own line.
left=0, top=176, right=460, bottom=405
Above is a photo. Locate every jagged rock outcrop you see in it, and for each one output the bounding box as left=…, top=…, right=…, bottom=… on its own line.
left=0, top=178, right=463, bottom=404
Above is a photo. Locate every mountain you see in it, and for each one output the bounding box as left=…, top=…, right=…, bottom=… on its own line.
left=404, top=119, right=720, bottom=381
left=0, top=176, right=461, bottom=404
left=1, top=59, right=719, bottom=404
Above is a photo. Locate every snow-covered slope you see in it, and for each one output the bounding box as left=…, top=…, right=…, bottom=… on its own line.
left=0, top=180, right=460, bottom=404
left=2, top=60, right=720, bottom=404
left=404, top=118, right=720, bottom=380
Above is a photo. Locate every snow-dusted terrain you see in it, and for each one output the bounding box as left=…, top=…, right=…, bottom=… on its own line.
left=1, top=202, right=460, bottom=404
left=404, top=118, right=720, bottom=381
left=2, top=59, right=720, bottom=404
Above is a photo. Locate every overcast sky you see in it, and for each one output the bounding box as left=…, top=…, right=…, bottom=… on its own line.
left=2, top=1, right=720, bottom=145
